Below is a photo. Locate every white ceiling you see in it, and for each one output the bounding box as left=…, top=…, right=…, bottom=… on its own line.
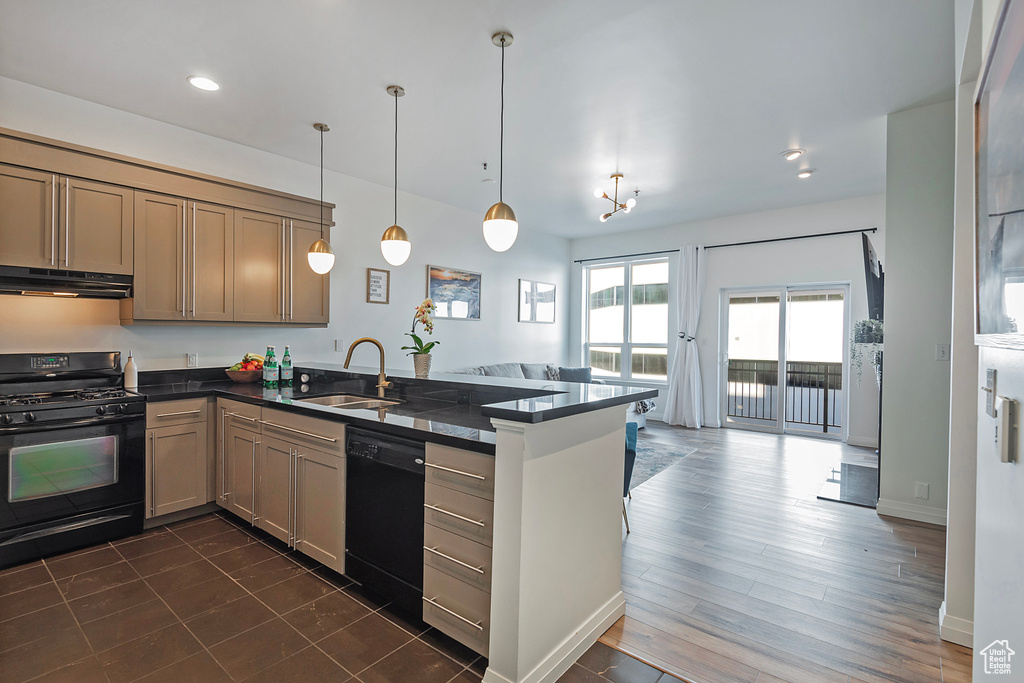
left=0, top=1, right=954, bottom=239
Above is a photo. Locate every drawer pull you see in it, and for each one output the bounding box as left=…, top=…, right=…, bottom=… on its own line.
left=258, top=420, right=337, bottom=443
left=424, top=462, right=486, bottom=481
left=424, top=546, right=485, bottom=574
left=155, top=409, right=202, bottom=418
left=422, top=596, right=484, bottom=631
left=225, top=412, right=258, bottom=423
left=424, top=504, right=485, bottom=528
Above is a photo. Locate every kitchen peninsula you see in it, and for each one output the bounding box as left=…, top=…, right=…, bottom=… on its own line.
left=140, top=363, right=657, bottom=683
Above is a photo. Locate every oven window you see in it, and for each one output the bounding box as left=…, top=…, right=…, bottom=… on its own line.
left=9, top=436, right=119, bottom=502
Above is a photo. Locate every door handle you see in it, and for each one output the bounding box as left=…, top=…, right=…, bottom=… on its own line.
left=424, top=504, right=486, bottom=528
left=149, top=432, right=156, bottom=517
left=155, top=409, right=202, bottom=418
left=220, top=408, right=230, bottom=500
left=50, top=174, right=57, bottom=266
left=424, top=546, right=485, bottom=574
left=424, top=462, right=486, bottom=481
left=64, top=179, right=70, bottom=267
left=250, top=436, right=257, bottom=525
left=192, top=202, right=197, bottom=316
left=422, top=597, right=484, bottom=631
left=288, top=220, right=294, bottom=320
left=293, top=453, right=304, bottom=546
left=182, top=203, right=187, bottom=317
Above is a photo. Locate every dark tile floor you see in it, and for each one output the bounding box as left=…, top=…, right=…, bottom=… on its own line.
left=0, top=512, right=681, bottom=683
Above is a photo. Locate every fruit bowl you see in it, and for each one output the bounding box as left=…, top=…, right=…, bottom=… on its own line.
left=225, top=370, right=262, bottom=383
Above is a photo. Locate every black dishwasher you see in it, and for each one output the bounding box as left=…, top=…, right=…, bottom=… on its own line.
left=345, top=427, right=425, bottom=615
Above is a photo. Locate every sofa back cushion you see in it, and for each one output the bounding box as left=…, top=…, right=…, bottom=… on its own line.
left=478, top=362, right=526, bottom=379
left=447, top=366, right=485, bottom=375
left=521, top=363, right=557, bottom=380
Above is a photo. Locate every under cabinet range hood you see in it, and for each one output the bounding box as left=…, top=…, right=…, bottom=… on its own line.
left=0, top=266, right=132, bottom=299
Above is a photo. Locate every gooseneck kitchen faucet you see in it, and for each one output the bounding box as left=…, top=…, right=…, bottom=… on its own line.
left=343, top=338, right=392, bottom=398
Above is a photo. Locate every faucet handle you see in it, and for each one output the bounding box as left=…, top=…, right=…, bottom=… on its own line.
left=377, top=379, right=392, bottom=389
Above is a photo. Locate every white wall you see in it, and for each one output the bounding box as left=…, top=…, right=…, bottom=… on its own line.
left=0, top=77, right=570, bottom=372
left=878, top=99, right=956, bottom=526
left=569, top=194, right=886, bottom=444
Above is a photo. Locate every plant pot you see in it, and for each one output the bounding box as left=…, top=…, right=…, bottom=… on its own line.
left=413, top=353, right=432, bottom=379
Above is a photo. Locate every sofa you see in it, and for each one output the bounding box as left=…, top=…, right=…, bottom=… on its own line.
left=445, top=362, right=648, bottom=427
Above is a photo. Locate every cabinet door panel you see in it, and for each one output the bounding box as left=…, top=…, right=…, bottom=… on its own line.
left=233, top=210, right=283, bottom=322
left=289, top=219, right=329, bottom=324
left=258, top=436, right=292, bottom=545
left=0, top=164, right=55, bottom=268
left=147, top=422, right=208, bottom=519
left=133, top=192, right=185, bottom=320
left=63, top=177, right=133, bottom=274
left=225, top=423, right=258, bottom=523
left=295, top=448, right=344, bottom=573
left=191, top=202, right=234, bottom=321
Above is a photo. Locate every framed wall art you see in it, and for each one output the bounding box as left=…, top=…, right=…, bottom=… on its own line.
left=367, top=268, right=390, bottom=304
left=518, top=279, right=556, bottom=323
left=427, top=265, right=481, bottom=320
left=976, top=0, right=1024, bottom=348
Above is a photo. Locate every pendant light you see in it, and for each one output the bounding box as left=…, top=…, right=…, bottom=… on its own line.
left=307, top=123, right=335, bottom=274
left=381, top=85, right=411, bottom=266
left=483, top=31, right=518, bottom=253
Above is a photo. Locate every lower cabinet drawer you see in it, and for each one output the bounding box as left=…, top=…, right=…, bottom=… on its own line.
left=422, top=565, right=490, bottom=657
left=423, top=524, right=492, bottom=593
left=424, top=483, right=494, bottom=547
left=147, top=398, right=207, bottom=428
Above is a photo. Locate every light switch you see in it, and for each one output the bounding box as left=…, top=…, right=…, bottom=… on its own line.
left=935, top=344, right=950, bottom=361
left=985, top=369, right=997, bottom=417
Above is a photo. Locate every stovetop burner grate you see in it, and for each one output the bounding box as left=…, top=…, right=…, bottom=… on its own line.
left=0, top=394, right=44, bottom=406
left=75, top=388, right=130, bottom=401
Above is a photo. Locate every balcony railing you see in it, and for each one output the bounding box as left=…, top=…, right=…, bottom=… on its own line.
left=727, top=359, right=842, bottom=433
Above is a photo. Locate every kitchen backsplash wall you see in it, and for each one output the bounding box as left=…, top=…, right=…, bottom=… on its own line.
left=0, top=77, right=570, bottom=371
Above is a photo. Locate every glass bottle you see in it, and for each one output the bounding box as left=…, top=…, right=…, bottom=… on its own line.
left=263, top=346, right=278, bottom=388
left=281, top=345, right=293, bottom=387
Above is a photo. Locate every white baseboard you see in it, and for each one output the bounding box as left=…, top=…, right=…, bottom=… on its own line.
left=846, top=435, right=879, bottom=448
left=876, top=498, right=948, bottom=526
left=482, top=592, right=626, bottom=683
left=938, top=600, right=974, bottom=647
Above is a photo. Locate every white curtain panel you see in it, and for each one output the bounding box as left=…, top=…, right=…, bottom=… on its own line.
left=664, top=245, right=707, bottom=427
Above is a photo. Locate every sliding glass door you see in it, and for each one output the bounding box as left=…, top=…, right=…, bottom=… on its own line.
left=722, top=286, right=847, bottom=437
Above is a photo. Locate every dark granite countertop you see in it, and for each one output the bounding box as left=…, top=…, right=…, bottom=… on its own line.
left=136, top=364, right=658, bottom=455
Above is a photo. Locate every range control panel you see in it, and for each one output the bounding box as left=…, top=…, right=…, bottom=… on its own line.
left=30, top=355, right=69, bottom=370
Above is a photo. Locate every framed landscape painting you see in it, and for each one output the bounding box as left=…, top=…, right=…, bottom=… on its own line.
left=976, top=0, right=1024, bottom=348
left=428, top=266, right=481, bottom=320
left=518, top=279, right=556, bottom=323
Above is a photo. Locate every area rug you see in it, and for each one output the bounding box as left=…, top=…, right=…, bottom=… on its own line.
left=630, top=439, right=698, bottom=489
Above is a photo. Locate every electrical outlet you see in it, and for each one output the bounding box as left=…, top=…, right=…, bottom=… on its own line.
left=915, top=482, right=929, bottom=500
left=334, top=339, right=345, bottom=352
left=186, top=353, right=198, bottom=368
left=935, top=344, right=950, bottom=361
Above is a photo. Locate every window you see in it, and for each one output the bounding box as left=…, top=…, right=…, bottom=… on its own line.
left=584, top=258, right=669, bottom=381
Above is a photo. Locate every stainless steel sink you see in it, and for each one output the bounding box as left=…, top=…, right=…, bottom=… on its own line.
left=301, top=394, right=401, bottom=410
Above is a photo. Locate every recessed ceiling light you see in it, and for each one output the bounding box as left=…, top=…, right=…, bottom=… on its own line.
left=187, top=76, right=220, bottom=91
left=796, top=168, right=815, bottom=179
left=782, top=149, right=805, bottom=161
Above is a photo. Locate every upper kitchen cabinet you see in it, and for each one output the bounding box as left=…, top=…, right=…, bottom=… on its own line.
left=0, top=164, right=133, bottom=275
left=61, top=177, right=134, bottom=275
left=288, top=218, right=330, bottom=325
left=0, top=164, right=55, bottom=269
left=131, top=192, right=233, bottom=321
left=234, top=210, right=285, bottom=323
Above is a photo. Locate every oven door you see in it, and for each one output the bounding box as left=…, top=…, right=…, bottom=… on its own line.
left=0, top=415, right=145, bottom=537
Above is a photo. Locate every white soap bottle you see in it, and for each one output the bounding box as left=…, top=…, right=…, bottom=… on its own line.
left=124, top=351, right=138, bottom=389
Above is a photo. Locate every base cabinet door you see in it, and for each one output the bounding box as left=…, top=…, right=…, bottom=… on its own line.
left=224, top=422, right=258, bottom=523
left=257, top=436, right=293, bottom=545
left=146, top=422, right=208, bottom=519
left=295, top=447, right=345, bottom=573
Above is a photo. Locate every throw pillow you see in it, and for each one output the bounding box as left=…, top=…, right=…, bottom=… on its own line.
left=557, top=366, right=592, bottom=383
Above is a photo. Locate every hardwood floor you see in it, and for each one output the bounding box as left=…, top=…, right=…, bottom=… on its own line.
left=600, top=423, right=971, bottom=683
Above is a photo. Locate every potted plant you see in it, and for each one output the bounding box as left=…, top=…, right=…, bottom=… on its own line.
left=850, top=318, right=883, bottom=387
left=401, top=298, right=440, bottom=378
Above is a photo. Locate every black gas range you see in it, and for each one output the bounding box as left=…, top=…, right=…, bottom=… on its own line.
left=0, top=352, right=146, bottom=568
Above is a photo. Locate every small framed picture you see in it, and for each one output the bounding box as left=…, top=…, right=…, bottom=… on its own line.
left=428, top=265, right=481, bottom=320
left=367, top=268, right=390, bottom=304
left=519, top=279, right=556, bottom=323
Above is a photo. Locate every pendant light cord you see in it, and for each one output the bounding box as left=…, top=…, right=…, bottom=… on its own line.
left=394, top=89, right=399, bottom=226
left=499, top=37, right=505, bottom=203
left=319, top=127, right=324, bottom=240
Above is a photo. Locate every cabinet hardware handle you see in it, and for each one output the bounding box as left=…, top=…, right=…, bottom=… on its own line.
left=288, top=220, right=294, bottom=320
left=182, top=203, right=187, bottom=317
left=64, top=179, right=70, bottom=267
left=424, top=504, right=486, bottom=528
left=149, top=432, right=156, bottom=517
left=225, top=412, right=258, bottom=423
left=221, top=408, right=230, bottom=500
left=250, top=436, right=257, bottom=525
left=281, top=219, right=286, bottom=321
left=424, top=462, right=486, bottom=481
left=423, top=546, right=485, bottom=574
left=294, top=453, right=304, bottom=546
left=192, top=202, right=196, bottom=316
left=51, top=175, right=57, bottom=266
left=422, top=597, right=484, bottom=630
left=155, top=409, right=202, bottom=418
left=288, top=449, right=294, bottom=547
left=258, top=420, right=337, bottom=443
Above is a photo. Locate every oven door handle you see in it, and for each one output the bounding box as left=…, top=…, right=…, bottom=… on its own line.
left=0, top=414, right=143, bottom=434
